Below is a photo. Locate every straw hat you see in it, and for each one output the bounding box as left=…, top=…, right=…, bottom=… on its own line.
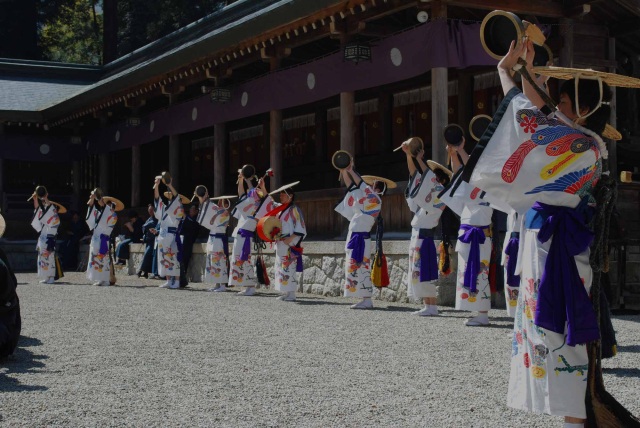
left=163, top=192, right=190, bottom=205
left=269, top=181, right=301, bottom=196
left=532, top=66, right=640, bottom=88
left=0, top=212, right=5, bottom=238
left=602, top=124, right=622, bottom=141
left=361, top=175, right=397, bottom=189
left=210, top=195, right=238, bottom=201
left=426, top=160, right=453, bottom=178
left=102, top=196, right=125, bottom=212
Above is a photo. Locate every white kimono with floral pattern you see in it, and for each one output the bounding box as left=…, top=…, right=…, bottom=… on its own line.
left=439, top=177, right=493, bottom=312
left=155, top=196, right=185, bottom=278
left=466, top=90, right=603, bottom=418
left=86, top=204, right=117, bottom=282
left=197, top=200, right=230, bottom=284
left=405, top=169, right=446, bottom=299
left=229, top=189, right=275, bottom=287
left=335, top=181, right=381, bottom=298
left=30, top=204, right=60, bottom=279
left=273, top=204, right=307, bottom=293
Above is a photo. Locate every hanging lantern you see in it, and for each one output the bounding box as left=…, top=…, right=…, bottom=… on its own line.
left=343, top=41, right=372, bottom=64
left=126, top=117, right=141, bottom=127
left=210, top=87, right=232, bottom=103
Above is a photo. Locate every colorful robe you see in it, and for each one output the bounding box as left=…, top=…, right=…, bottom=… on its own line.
left=30, top=203, right=60, bottom=280
left=155, top=196, right=185, bottom=278
left=463, top=89, right=603, bottom=418
left=439, top=175, right=494, bottom=312
left=197, top=200, right=230, bottom=284
left=229, top=189, right=275, bottom=287
left=86, top=204, right=117, bottom=282
left=273, top=203, right=307, bottom=293
left=334, top=180, right=382, bottom=298
left=405, top=169, right=446, bottom=299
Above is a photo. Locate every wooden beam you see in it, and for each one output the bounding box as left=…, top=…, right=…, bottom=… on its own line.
left=444, top=0, right=564, bottom=18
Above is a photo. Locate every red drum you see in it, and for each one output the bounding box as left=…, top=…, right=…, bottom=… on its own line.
left=256, top=216, right=282, bottom=242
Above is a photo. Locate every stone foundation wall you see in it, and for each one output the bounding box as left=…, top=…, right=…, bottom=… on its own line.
left=1, top=239, right=508, bottom=308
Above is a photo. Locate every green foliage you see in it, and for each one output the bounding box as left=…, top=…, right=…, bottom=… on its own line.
left=39, top=0, right=103, bottom=65
left=117, top=0, right=225, bottom=57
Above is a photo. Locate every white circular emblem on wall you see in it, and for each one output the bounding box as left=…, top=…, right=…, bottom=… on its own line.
left=39, top=144, right=50, bottom=155
left=390, top=48, right=402, bottom=66
left=307, top=73, right=316, bottom=89
left=115, top=130, right=120, bottom=142
left=150, top=120, right=155, bottom=133
left=192, top=107, right=198, bottom=121
left=241, top=92, right=249, bottom=107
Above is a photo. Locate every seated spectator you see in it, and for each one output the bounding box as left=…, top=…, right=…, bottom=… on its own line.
left=115, top=210, right=143, bottom=266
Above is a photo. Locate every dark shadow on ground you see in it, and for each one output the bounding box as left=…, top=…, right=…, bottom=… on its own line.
left=0, top=336, right=48, bottom=393
left=294, top=299, right=352, bottom=306
left=616, top=345, right=640, bottom=353
left=602, top=367, right=640, bottom=378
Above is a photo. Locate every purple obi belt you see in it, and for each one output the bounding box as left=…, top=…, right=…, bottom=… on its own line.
left=290, top=246, right=304, bottom=272
left=527, top=201, right=598, bottom=346
left=458, top=224, right=490, bottom=293
left=236, top=228, right=254, bottom=261
left=417, top=228, right=438, bottom=282
left=167, top=226, right=183, bottom=262
left=347, top=232, right=371, bottom=263
left=504, top=232, right=521, bottom=288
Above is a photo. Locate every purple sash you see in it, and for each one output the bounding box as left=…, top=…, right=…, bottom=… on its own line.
left=530, top=202, right=599, bottom=346
left=418, top=229, right=438, bottom=282
left=99, top=234, right=110, bottom=255
left=237, top=228, right=253, bottom=261
left=458, top=224, right=488, bottom=293
left=347, top=232, right=370, bottom=263
left=290, top=246, right=304, bottom=272
left=504, top=232, right=520, bottom=288
left=46, top=234, right=56, bottom=252
left=168, top=226, right=183, bottom=262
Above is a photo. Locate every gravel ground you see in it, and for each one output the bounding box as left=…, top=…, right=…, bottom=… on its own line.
left=2, top=272, right=639, bottom=427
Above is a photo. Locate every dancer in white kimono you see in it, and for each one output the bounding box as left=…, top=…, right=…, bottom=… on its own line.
left=401, top=139, right=451, bottom=316
left=30, top=186, right=61, bottom=284
left=229, top=173, right=275, bottom=296
left=503, top=210, right=523, bottom=317
left=86, top=190, right=119, bottom=286
left=194, top=188, right=234, bottom=292
left=267, top=182, right=307, bottom=302
left=154, top=177, right=185, bottom=289
left=464, top=39, right=612, bottom=426
left=335, top=161, right=382, bottom=309
left=439, top=142, right=494, bottom=326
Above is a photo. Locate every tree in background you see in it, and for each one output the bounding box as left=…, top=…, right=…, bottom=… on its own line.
left=39, top=0, right=103, bottom=64
left=117, top=0, right=225, bottom=57
left=0, top=0, right=39, bottom=60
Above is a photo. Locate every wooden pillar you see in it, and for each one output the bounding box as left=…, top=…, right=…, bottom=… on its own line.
left=99, top=154, right=109, bottom=194
left=213, top=123, right=226, bottom=196
left=131, top=145, right=141, bottom=206
left=162, top=89, right=184, bottom=191
left=72, top=161, right=80, bottom=211
left=314, top=107, right=326, bottom=163
left=340, top=91, right=356, bottom=155
left=378, top=91, right=393, bottom=153
left=458, top=72, right=473, bottom=146
left=560, top=18, right=574, bottom=68
left=169, top=134, right=180, bottom=191
left=431, top=1, right=448, bottom=165
left=0, top=124, right=4, bottom=213
left=608, top=37, right=618, bottom=179
left=268, top=55, right=284, bottom=191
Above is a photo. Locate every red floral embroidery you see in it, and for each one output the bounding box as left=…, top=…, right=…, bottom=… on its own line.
left=523, top=353, right=531, bottom=368
left=519, top=115, right=538, bottom=134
